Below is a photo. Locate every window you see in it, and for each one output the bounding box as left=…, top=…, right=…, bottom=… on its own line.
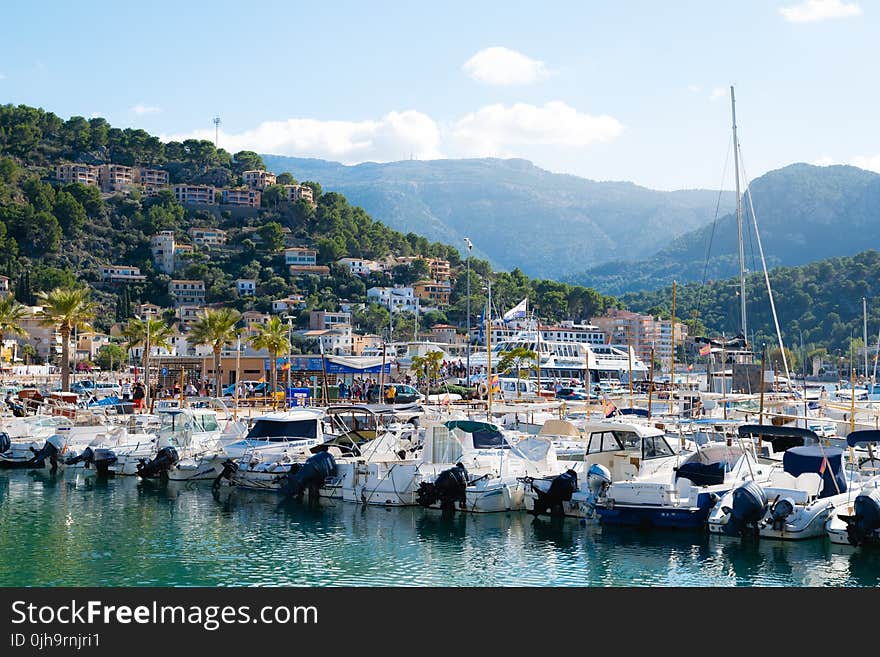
left=587, top=431, right=622, bottom=454
left=642, top=435, right=674, bottom=459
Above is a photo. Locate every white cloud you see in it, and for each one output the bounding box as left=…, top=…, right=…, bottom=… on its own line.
left=779, top=0, right=862, bottom=23
left=130, top=103, right=161, bottom=115
left=447, top=101, right=624, bottom=156
left=851, top=154, right=880, bottom=172
left=709, top=87, right=726, bottom=101
left=462, top=47, right=551, bottom=86
left=165, top=102, right=624, bottom=165
left=165, top=110, right=443, bottom=162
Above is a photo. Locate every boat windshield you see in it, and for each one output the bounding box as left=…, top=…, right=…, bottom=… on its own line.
left=471, top=428, right=509, bottom=449
left=247, top=419, right=318, bottom=441
left=192, top=413, right=219, bottom=432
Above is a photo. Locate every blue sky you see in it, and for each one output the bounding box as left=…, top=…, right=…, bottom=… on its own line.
left=2, top=0, right=878, bottom=190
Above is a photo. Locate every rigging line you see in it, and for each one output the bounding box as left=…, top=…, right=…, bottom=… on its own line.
left=697, top=136, right=733, bottom=327
left=738, top=144, right=794, bottom=395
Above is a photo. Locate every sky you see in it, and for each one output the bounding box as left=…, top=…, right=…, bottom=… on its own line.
left=2, top=0, right=879, bottom=190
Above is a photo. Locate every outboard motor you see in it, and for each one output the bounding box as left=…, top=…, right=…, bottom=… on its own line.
left=416, top=463, right=469, bottom=512
left=64, top=446, right=95, bottom=466
left=1, top=435, right=65, bottom=472
left=212, top=459, right=239, bottom=491
left=279, top=450, right=336, bottom=499
left=530, top=469, right=578, bottom=517
left=767, top=496, right=797, bottom=532
left=841, top=488, right=880, bottom=546
left=587, top=463, right=612, bottom=496
left=721, top=481, right=768, bottom=537
left=0, top=432, right=10, bottom=454
left=136, top=446, right=180, bottom=479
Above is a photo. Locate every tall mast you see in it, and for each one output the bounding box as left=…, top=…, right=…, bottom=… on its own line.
left=863, top=296, right=869, bottom=384
left=731, top=85, right=747, bottom=343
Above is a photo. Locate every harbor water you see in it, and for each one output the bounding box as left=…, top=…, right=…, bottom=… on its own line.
left=2, top=470, right=879, bottom=587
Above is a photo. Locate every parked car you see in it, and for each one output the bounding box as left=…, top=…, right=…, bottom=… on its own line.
left=555, top=386, right=591, bottom=401
left=378, top=383, right=424, bottom=404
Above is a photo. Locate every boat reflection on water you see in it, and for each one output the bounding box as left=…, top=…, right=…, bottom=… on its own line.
left=2, top=469, right=879, bottom=587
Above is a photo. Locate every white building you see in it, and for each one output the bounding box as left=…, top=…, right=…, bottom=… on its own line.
left=336, top=257, right=381, bottom=277
left=367, top=286, right=419, bottom=313
left=298, top=326, right=353, bottom=355
left=101, top=265, right=146, bottom=283
left=235, top=279, right=256, bottom=297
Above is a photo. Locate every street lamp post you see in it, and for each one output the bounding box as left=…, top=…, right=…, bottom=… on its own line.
left=464, top=237, right=473, bottom=383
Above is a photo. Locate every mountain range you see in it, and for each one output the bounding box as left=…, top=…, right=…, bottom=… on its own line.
left=261, top=155, right=734, bottom=281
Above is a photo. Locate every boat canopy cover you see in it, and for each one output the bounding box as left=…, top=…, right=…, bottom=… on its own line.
left=618, top=408, right=649, bottom=417
left=846, top=430, right=880, bottom=447
left=738, top=424, right=818, bottom=444
left=444, top=420, right=501, bottom=434
left=510, top=436, right=553, bottom=462
left=782, top=446, right=846, bottom=498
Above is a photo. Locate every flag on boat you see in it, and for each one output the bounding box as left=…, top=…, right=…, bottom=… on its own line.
left=489, top=374, right=500, bottom=394
left=281, top=361, right=290, bottom=371
left=819, top=456, right=829, bottom=474
left=687, top=363, right=694, bottom=372
left=699, top=344, right=711, bottom=356
left=503, top=298, right=528, bottom=322
left=602, top=394, right=618, bottom=418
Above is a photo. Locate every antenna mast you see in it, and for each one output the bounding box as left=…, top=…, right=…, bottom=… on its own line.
left=213, top=115, right=221, bottom=147
left=731, top=86, right=747, bottom=344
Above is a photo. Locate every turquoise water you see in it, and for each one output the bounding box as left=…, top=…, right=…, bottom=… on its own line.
left=1, top=470, right=878, bottom=587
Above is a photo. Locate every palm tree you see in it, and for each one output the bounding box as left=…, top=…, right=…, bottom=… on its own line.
left=122, top=316, right=175, bottom=390
left=497, top=347, right=538, bottom=399
left=21, top=343, right=37, bottom=365
left=411, top=350, right=444, bottom=391
left=37, top=286, right=96, bottom=391
left=0, top=296, right=27, bottom=366
left=248, top=316, right=290, bottom=409
left=188, top=307, right=241, bottom=394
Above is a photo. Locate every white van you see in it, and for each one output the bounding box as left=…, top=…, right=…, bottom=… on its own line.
left=475, top=376, right=540, bottom=400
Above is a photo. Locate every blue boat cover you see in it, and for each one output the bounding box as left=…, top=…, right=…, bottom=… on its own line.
left=618, top=408, right=649, bottom=417
left=782, top=446, right=846, bottom=498
left=675, top=461, right=726, bottom=486
left=847, top=430, right=880, bottom=447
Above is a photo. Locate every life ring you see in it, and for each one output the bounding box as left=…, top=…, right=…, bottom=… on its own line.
left=477, top=382, right=489, bottom=399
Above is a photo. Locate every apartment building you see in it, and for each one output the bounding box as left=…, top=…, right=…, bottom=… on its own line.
left=98, top=164, right=135, bottom=192
left=336, top=257, right=382, bottom=277
left=309, top=311, right=352, bottom=331
left=221, top=188, right=260, bottom=207
left=285, top=248, right=317, bottom=266
left=135, top=167, right=170, bottom=195
left=176, top=305, right=204, bottom=326
left=168, top=280, right=206, bottom=307
left=367, top=286, right=419, bottom=313
left=283, top=184, right=314, bottom=204
left=100, top=265, right=146, bottom=283
left=235, top=279, right=256, bottom=297
left=173, top=184, right=216, bottom=205
left=188, top=227, right=227, bottom=247
left=396, top=256, right=452, bottom=281
left=298, top=326, right=352, bottom=355
left=242, top=170, right=276, bottom=190
left=413, top=280, right=451, bottom=306
left=150, top=231, right=177, bottom=274
left=55, top=163, right=100, bottom=187
left=591, top=309, right=687, bottom=372
left=272, top=296, right=306, bottom=314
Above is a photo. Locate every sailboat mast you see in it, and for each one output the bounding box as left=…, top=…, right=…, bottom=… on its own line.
left=731, top=85, right=747, bottom=343
left=863, top=297, right=869, bottom=384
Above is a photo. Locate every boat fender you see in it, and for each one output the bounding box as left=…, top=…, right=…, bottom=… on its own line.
left=841, top=488, right=880, bottom=546
left=136, top=446, right=180, bottom=479
left=0, top=432, right=9, bottom=454
left=477, top=382, right=489, bottom=399
left=722, top=481, right=768, bottom=537
left=415, top=463, right=469, bottom=511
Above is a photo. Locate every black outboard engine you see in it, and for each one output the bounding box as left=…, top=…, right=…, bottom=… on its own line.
left=0, top=432, right=10, bottom=454
left=530, top=469, right=578, bottom=517
left=279, top=450, right=336, bottom=499
left=415, top=463, right=469, bottom=512
left=65, top=447, right=95, bottom=466
left=722, top=481, right=768, bottom=537
left=0, top=436, right=64, bottom=473
left=767, top=496, right=797, bottom=531
left=136, top=446, right=180, bottom=479
left=841, top=488, right=880, bottom=546
left=212, top=459, right=239, bottom=491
